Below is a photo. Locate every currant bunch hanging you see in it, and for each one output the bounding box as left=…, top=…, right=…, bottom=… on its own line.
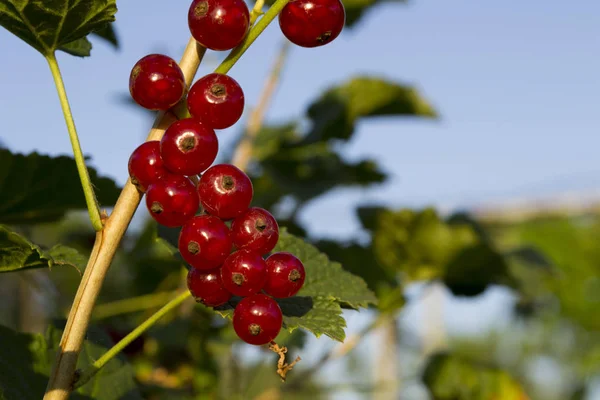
left=126, top=0, right=344, bottom=345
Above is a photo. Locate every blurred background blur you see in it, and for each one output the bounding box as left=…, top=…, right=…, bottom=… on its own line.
left=0, top=0, right=599, bottom=399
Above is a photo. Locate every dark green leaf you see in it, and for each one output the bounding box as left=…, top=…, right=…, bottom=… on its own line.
left=0, top=225, right=84, bottom=273
left=0, top=323, right=141, bottom=400
left=91, top=21, right=118, bottom=48
left=59, top=37, right=92, bottom=57
left=260, top=150, right=386, bottom=203
left=251, top=125, right=387, bottom=204
left=358, top=207, right=514, bottom=295
left=305, top=76, right=437, bottom=142
left=443, top=244, right=511, bottom=297
left=0, top=0, right=117, bottom=57
left=0, top=149, right=121, bottom=225
left=422, top=353, right=529, bottom=400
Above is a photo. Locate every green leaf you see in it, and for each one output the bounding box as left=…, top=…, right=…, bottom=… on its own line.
left=0, top=323, right=141, bottom=400
left=0, top=0, right=118, bottom=57
left=91, top=21, right=118, bottom=48
left=251, top=123, right=387, bottom=207
left=359, top=207, right=512, bottom=296
left=56, top=22, right=118, bottom=58
left=276, top=229, right=378, bottom=308
left=485, top=215, right=600, bottom=330
left=214, top=230, right=375, bottom=341
left=0, top=149, right=121, bottom=225
left=259, top=146, right=387, bottom=203
left=305, top=76, right=437, bottom=142
left=443, top=244, right=512, bottom=297
left=58, top=37, right=92, bottom=57
left=278, top=297, right=346, bottom=341
left=422, top=353, right=529, bottom=400
left=0, top=225, right=84, bottom=273
left=315, top=239, right=404, bottom=313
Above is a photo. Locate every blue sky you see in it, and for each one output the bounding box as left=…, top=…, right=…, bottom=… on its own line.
left=1, top=1, right=599, bottom=238
left=1, top=1, right=599, bottom=398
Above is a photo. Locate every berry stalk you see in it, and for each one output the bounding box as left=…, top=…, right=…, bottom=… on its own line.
left=73, top=291, right=193, bottom=390
left=46, top=53, right=103, bottom=231
left=214, top=0, right=292, bottom=75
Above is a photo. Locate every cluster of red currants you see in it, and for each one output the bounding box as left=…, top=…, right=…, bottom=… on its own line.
left=125, top=0, right=343, bottom=345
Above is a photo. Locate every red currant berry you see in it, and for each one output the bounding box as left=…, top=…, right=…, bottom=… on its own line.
left=129, top=54, right=186, bottom=110
left=188, top=0, right=250, bottom=51
left=187, top=73, right=245, bottom=130
left=233, top=294, right=283, bottom=345
left=279, top=0, right=345, bottom=48
left=145, top=174, right=199, bottom=227
left=231, top=207, right=279, bottom=255
left=160, top=118, right=218, bottom=176
left=263, top=252, right=306, bottom=298
left=187, top=267, right=232, bottom=307
left=179, top=215, right=232, bottom=270
left=220, top=249, right=267, bottom=297
left=198, top=164, right=253, bottom=220
left=128, top=141, right=168, bottom=192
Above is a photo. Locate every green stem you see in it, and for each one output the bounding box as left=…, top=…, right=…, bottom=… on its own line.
left=214, top=0, right=292, bottom=75
left=73, top=291, right=192, bottom=389
left=46, top=53, right=103, bottom=231
left=91, top=290, right=180, bottom=320
left=249, top=0, right=266, bottom=25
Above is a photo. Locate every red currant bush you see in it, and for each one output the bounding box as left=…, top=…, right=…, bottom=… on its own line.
left=220, top=249, right=267, bottom=297
left=145, top=174, right=199, bottom=227
left=233, top=294, right=283, bottom=345
left=128, top=141, right=168, bottom=192
left=188, top=0, right=250, bottom=51
left=279, top=0, right=346, bottom=48
left=179, top=215, right=233, bottom=270
left=187, top=73, right=245, bottom=130
left=263, top=252, right=306, bottom=298
left=129, top=54, right=186, bottom=110
left=231, top=207, right=279, bottom=255
left=187, top=267, right=232, bottom=307
left=198, top=164, right=253, bottom=220
left=160, top=118, right=218, bottom=176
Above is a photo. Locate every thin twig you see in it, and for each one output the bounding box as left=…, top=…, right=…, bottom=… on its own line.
left=90, top=290, right=181, bottom=320
left=231, top=40, right=291, bottom=170
left=73, top=291, right=192, bottom=389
